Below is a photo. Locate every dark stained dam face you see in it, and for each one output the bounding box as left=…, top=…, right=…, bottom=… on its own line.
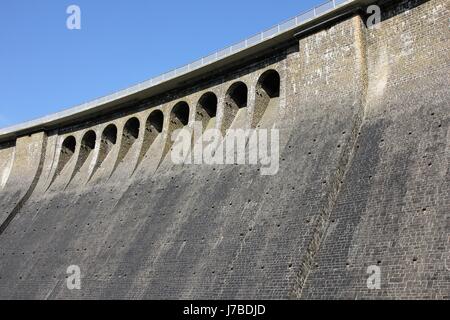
left=0, top=0, right=448, bottom=300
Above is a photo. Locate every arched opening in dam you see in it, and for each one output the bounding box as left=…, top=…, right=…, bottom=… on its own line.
left=196, top=92, right=218, bottom=131
left=118, top=117, right=140, bottom=164
left=167, top=101, right=191, bottom=160
left=170, top=101, right=190, bottom=129
left=259, top=70, right=280, bottom=98
left=228, top=82, right=248, bottom=109
left=223, top=81, right=248, bottom=132
left=96, top=124, right=118, bottom=169
left=59, top=136, right=76, bottom=170
left=138, top=110, right=165, bottom=165
left=0, top=0, right=448, bottom=300
left=62, top=136, right=76, bottom=155
left=253, top=69, right=280, bottom=128
left=103, top=124, right=118, bottom=144
left=52, top=135, right=77, bottom=185
left=123, top=117, right=140, bottom=140
left=81, top=130, right=96, bottom=150
left=147, top=110, right=164, bottom=134
left=0, top=142, right=15, bottom=190
left=67, top=130, right=96, bottom=186
left=75, top=130, right=96, bottom=173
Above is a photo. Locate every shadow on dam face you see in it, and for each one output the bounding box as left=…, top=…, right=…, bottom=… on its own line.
left=137, top=110, right=164, bottom=169
left=117, top=117, right=140, bottom=166
left=162, top=101, right=191, bottom=161
left=0, top=0, right=449, bottom=300
left=254, top=69, right=280, bottom=128
left=53, top=136, right=76, bottom=183
left=223, top=82, right=248, bottom=133
left=67, top=130, right=96, bottom=186
left=79, top=130, right=96, bottom=168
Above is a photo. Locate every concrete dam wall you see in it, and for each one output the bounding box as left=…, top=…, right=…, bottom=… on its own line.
left=0, top=0, right=448, bottom=299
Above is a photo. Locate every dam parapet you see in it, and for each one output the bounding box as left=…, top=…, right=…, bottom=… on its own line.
left=0, top=0, right=448, bottom=299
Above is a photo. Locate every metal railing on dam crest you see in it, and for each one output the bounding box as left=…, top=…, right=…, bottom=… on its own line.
left=0, top=0, right=354, bottom=140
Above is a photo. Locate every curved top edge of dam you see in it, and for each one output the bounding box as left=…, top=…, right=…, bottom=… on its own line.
left=0, top=0, right=375, bottom=143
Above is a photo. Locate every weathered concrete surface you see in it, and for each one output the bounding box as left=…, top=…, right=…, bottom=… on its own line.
left=301, top=0, right=450, bottom=299
left=0, top=0, right=448, bottom=299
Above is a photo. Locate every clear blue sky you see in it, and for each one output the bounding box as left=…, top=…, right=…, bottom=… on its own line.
left=0, top=0, right=323, bottom=128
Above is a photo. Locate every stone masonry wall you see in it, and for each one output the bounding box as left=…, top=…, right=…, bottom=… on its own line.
left=0, top=0, right=448, bottom=299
